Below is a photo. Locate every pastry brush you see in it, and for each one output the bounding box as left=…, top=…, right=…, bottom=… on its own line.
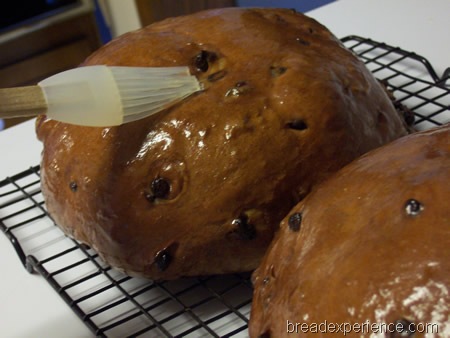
left=0, top=65, right=202, bottom=127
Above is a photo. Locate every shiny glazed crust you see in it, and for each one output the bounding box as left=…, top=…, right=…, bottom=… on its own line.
left=36, top=8, right=408, bottom=279
left=250, top=125, right=450, bottom=337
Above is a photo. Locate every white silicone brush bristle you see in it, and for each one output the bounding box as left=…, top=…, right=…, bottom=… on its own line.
left=110, top=66, right=202, bottom=123
left=38, top=65, right=202, bottom=127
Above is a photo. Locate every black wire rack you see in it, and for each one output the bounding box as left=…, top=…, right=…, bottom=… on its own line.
left=0, top=36, right=449, bottom=338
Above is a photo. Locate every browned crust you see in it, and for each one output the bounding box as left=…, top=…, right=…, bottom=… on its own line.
left=37, top=8, right=408, bottom=280
left=250, top=124, right=450, bottom=337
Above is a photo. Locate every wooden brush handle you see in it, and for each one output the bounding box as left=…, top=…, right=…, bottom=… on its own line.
left=0, top=86, right=48, bottom=119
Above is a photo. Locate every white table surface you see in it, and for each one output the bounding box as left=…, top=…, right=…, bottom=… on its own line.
left=0, top=0, right=448, bottom=337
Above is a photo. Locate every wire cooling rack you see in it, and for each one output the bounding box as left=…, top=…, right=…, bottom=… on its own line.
left=0, top=36, right=449, bottom=338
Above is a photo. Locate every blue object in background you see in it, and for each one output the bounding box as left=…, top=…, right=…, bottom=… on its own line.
left=0, top=119, right=4, bottom=131
left=236, top=0, right=335, bottom=12
left=93, top=0, right=112, bottom=44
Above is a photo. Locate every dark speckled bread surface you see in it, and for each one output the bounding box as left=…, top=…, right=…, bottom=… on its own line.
left=250, top=124, right=450, bottom=337
left=36, top=8, right=408, bottom=279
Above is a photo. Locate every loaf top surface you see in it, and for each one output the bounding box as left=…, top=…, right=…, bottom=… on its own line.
left=36, top=8, right=408, bottom=279
left=250, top=124, right=450, bottom=337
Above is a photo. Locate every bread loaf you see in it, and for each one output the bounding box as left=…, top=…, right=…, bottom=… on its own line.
left=250, top=124, right=449, bottom=337
left=36, top=8, right=409, bottom=279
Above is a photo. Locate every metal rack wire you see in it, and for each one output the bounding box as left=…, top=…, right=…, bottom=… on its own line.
left=0, top=36, right=449, bottom=338
left=341, top=36, right=449, bottom=129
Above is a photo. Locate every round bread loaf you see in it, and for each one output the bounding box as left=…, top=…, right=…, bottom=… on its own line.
left=36, top=8, right=409, bottom=279
left=250, top=125, right=449, bottom=337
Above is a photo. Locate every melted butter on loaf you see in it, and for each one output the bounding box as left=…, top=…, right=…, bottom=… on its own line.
left=37, top=8, right=409, bottom=280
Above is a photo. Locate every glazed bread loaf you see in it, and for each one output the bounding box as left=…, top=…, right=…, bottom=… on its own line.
left=250, top=125, right=450, bottom=337
left=37, top=8, right=409, bottom=279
